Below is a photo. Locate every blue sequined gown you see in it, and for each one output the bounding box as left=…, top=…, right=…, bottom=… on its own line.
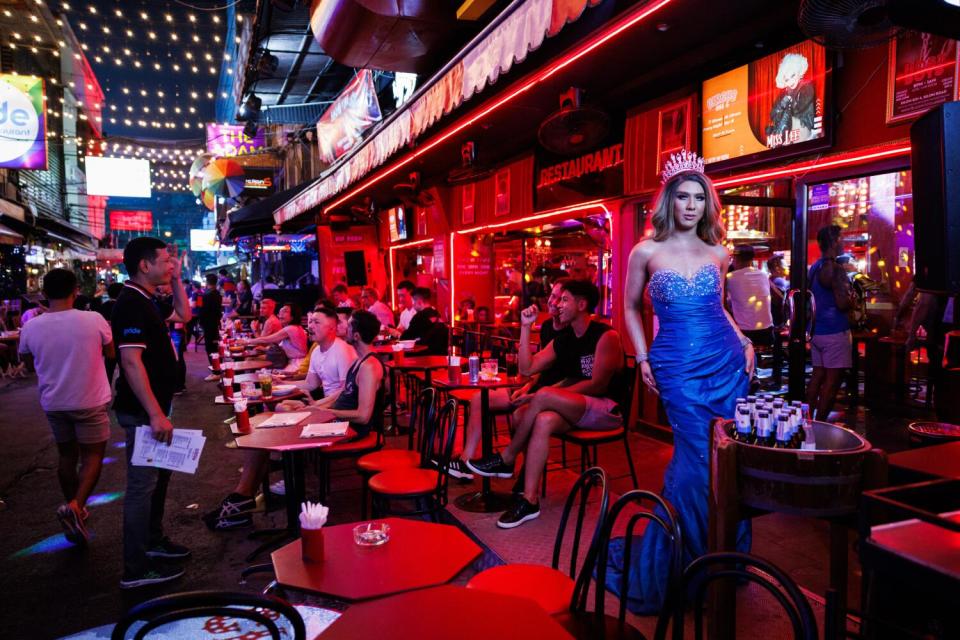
left=605, top=263, right=751, bottom=614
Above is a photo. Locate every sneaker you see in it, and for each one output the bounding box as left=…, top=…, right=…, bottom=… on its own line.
left=120, top=564, right=185, bottom=589
left=202, top=493, right=256, bottom=531
left=203, top=374, right=220, bottom=382
left=447, top=459, right=474, bottom=480
left=497, top=497, right=541, bottom=529
left=146, top=537, right=191, bottom=560
left=57, top=504, right=88, bottom=545
left=269, top=479, right=286, bottom=496
left=465, top=453, right=515, bottom=479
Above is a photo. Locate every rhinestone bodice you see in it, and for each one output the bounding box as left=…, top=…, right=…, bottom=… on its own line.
left=647, top=263, right=722, bottom=303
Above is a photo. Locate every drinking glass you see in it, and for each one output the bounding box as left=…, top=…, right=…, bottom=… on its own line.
left=505, top=352, right=518, bottom=377
left=258, top=373, right=273, bottom=397
left=481, top=359, right=499, bottom=381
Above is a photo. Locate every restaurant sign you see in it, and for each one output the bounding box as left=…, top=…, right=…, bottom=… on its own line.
left=535, top=142, right=624, bottom=210
left=0, top=74, right=47, bottom=170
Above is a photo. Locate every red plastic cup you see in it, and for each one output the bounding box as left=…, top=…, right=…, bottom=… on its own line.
left=223, top=383, right=234, bottom=400
left=301, top=528, right=324, bottom=563
left=211, top=353, right=221, bottom=374
left=236, top=408, right=251, bottom=434
left=447, top=365, right=461, bottom=383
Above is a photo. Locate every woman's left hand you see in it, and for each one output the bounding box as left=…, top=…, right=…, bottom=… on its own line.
left=744, top=343, right=756, bottom=378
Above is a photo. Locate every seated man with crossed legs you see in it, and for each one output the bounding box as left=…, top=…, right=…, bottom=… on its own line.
left=467, top=280, right=625, bottom=529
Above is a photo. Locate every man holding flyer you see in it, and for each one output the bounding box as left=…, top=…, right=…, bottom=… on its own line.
left=112, top=237, right=193, bottom=589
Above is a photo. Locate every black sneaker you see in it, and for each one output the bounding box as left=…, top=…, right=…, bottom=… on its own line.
left=146, top=537, right=191, bottom=560
left=465, top=454, right=515, bottom=479
left=497, top=497, right=541, bottom=529
left=447, top=459, right=474, bottom=480
left=120, top=564, right=185, bottom=589
left=57, top=504, right=88, bottom=545
left=202, top=493, right=256, bottom=531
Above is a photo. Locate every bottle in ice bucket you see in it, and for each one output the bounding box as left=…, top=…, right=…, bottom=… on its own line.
left=754, top=410, right=773, bottom=447
left=732, top=405, right=754, bottom=444
left=468, top=353, right=480, bottom=384
left=773, top=414, right=793, bottom=448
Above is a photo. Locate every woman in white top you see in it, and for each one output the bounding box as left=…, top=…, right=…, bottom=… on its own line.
left=246, top=304, right=308, bottom=371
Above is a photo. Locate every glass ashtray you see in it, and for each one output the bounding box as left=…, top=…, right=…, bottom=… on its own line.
left=353, top=522, right=391, bottom=546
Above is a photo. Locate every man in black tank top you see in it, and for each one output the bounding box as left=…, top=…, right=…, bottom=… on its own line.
left=467, top=280, right=625, bottom=529
left=322, top=310, right=385, bottom=438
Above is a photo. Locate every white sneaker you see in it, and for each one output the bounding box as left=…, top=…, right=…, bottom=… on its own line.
left=204, top=374, right=220, bottom=382
left=269, top=480, right=286, bottom=496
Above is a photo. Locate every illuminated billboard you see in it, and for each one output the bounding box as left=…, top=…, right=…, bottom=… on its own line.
left=0, top=74, right=47, bottom=170
left=701, top=41, right=830, bottom=168
left=85, top=157, right=152, bottom=197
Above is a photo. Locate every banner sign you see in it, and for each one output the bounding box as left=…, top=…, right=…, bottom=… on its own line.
left=702, top=41, right=828, bottom=167
left=241, top=167, right=276, bottom=196
left=0, top=74, right=47, bottom=170
left=316, top=69, right=382, bottom=164
left=205, top=123, right=266, bottom=157
left=886, top=31, right=959, bottom=124
left=190, top=228, right=234, bottom=252
left=535, top=141, right=624, bottom=210
left=109, top=210, right=153, bottom=231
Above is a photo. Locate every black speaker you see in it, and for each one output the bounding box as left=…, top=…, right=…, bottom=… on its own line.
left=910, top=101, right=960, bottom=295
left=344, top=250, right=367, bottom=287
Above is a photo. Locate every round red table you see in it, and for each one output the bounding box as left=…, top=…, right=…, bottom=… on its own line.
left=385, top=355, right=451, bottom=436
left=271, top=517, right=481, bottom=601
left=319, top=585, right=573, bottom=639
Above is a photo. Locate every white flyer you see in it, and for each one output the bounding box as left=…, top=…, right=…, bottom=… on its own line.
left=131, top=426, right=206, bottom=474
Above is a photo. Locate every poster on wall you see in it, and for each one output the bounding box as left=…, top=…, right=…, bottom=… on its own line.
left=701, top=41, right=829, bottom=169
left=657, top=98, right=693, bottom=175
left=205, top=123, right=266, bottom=157
left=886, top=31, right=958, bottom=124
left=462, top=182, right=475, bottom=225
left=316, top=69, right=383, bottom=164
left=0, top=74, right=47, bottom=170
left=494, top=169, right=510, bottom=217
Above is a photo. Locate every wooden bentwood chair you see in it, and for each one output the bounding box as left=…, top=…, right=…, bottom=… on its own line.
left=466, top=467, right=609, bottom=615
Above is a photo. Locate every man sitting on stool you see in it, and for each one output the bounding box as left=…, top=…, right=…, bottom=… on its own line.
left=467, top=280, right=625, bottom=529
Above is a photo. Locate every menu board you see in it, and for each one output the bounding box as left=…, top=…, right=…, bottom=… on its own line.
left=702, top=41, right=829, bottom=168
left=886, top=31, right=958, bottom=124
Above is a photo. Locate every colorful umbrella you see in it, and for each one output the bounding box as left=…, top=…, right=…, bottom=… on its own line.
left=188, top=152, right=214, bottom=196
left=201, top=188, right=217, bottom=211
left=201, top=158, right=246, bottom=199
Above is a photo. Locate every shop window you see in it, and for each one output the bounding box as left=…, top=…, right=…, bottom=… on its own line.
left=806, top=169, right=914, bottom=323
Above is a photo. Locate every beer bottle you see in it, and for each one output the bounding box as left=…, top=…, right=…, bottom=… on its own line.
left=732, top=406, right=754, bottom=444
left=774, top=414, right=793, bottom=448
left=755, top=411, right=774, bottom=447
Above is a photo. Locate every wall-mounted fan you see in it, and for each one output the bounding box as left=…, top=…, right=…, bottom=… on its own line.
left=798, top=0, right=960, bottom=49
left=392, top=172, right=435, bottom=207
left=537, top=87, right=610, bottom=157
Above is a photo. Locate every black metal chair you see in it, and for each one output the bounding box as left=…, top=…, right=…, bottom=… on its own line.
left=110, top=590, right=306, bottom=640
left=466, top=467, right=609, bottom=615
left=356, top=387, right=436, bottom=518
left=557, top=490, right=681, bottom=640
left=368, top=398, right=459, bottom=521
left=665, top=552, right=818, bottom=640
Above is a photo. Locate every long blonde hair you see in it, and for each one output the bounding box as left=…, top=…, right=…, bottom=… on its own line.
left=650, top=171, right=725, bottom=244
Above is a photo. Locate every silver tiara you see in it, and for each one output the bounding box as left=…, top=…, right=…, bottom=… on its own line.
left=661, top=149, right=705, bottom=183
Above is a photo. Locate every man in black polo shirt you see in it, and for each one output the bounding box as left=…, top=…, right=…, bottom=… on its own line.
left=113, top=237, right=193, bottom=589
left=199, top=273, right=223, bottom=382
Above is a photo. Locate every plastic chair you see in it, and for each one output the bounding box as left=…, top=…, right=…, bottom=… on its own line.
left=466, top=467, right=609, bottom=615
left=110, top=590, right=305, bottom=640
left=368, top=398, right=459, bottom=521
left=666, top=552, right=818, bottom=640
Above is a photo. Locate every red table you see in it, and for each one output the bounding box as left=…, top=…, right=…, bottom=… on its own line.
left=211, top=358, right=271, bottom=373
left=371, top=343, right=428, bottom=356
left=319, top=585, right=573, bottom=639
left=889, top=441, right=960, bottom=480
left=235, top=409, right=352, bottom=559
left=272, top=517, right=481, bottom=601
left=385, top=355, right=451, bottom=436
left=433, top=370, right=524, bottom=513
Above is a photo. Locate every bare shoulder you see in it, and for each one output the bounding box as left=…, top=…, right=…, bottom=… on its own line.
left=710, top=242, right=730, bottom=262
left=628, top=238, right=659, bottom=263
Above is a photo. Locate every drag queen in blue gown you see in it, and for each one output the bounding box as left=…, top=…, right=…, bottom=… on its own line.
left=606, top=150, right=753, bottom=614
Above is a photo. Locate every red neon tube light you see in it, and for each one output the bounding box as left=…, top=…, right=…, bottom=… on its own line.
left=388, top=238, right=434, bottom=308
left=712, top=144, right=912, bottom=188
left=322, top=0, right=677, bottom=213
left=456, top=200, right=612, bottom=235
